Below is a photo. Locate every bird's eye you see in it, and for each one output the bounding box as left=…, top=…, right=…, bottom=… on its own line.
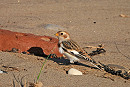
left=60, top=33, right=63, bottom=35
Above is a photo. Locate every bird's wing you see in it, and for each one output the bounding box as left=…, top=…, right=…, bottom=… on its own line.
left=62, top=40, right=83, bottom=52
left=61, top=41, right=101, bottom=70
left=61, top=40, right=97, bottom=64
left=66, top=48, right=96, bottom=63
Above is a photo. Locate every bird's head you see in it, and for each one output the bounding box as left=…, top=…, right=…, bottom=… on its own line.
left=55, top=31, right=70, bottom=42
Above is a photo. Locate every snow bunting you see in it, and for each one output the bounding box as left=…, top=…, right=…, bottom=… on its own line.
left=55, top=31, right=101, bottom=70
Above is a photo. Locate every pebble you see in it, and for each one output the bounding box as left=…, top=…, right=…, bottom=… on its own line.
left=93, top=22, right=96, bottom=24
left=29, top=82, right=43, bottom=87
left=68, top=68, right=83, bottom=75
left=0, top=70, right=7, bottom=74
left=44, top=24, right=66, bottom=30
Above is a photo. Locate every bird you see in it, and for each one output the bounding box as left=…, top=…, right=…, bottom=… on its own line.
left=55, top=31, right=101, bottom=70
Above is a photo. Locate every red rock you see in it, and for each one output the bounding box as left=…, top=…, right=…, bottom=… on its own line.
left=0, top=29, right=62, bottom=57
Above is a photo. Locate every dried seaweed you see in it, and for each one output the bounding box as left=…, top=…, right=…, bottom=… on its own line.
left=83, top=44, right=106, bottom=56
left=98, top=62, right=130, bottom=80
left=88, top=48, right=106, bottom=56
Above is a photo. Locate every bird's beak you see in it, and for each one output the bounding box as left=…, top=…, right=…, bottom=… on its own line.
left=55, top=33, right=59, bottom=36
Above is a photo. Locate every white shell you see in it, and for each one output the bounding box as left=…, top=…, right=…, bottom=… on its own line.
left=68, top=68, right=83, bottom=75
left=0, top=70, right=6, bottom=73
left=0, top=70, right=3, bottom=73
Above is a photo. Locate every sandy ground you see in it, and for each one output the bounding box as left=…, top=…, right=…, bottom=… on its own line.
left=0, top=0, right=130, bottom=87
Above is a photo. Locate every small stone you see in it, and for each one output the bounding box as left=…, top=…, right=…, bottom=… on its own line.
left=44, top=24, right=66, bottom=30
left=93, top=22, right=96, bottom=24
left=11, top=48, right=18, bottom=53
left=22, top=51, right=27, bottom=54
left=29, top=82, right=43, bottom=87
left=68, top=68, right=83, bottom=75
left=119, top=14, right=127, bottom=17
left=0, top=70, right=7, bottom=74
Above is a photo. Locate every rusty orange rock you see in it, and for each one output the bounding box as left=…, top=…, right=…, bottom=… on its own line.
left=0, top=29, right=62, bottom=57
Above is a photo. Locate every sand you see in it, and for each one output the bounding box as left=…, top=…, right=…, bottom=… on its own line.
left=0, top=0, right=130, bottom=87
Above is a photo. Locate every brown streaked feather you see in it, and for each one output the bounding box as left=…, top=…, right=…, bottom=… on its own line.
left=62, top=40, right=82, bottom=52
left=62, top=47, right=101, bottom=70
left=61, top=40, right=97, bottom=63
left=57, top=31, right=102, bottom=70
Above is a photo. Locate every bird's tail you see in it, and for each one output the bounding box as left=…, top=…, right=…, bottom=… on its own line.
left=85, top=55, right=102, bottom=70
left=77, top=53, right=102, bottom=70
